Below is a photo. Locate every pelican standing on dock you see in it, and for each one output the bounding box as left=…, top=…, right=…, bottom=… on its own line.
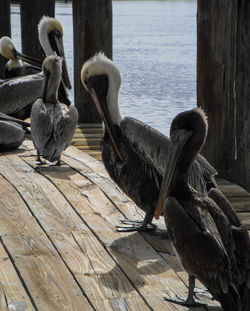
left=81, top=53, right=218, bottom=232
left=155, top=108, right=250, bottom=310
left=31, top=55, right=78, bottom=166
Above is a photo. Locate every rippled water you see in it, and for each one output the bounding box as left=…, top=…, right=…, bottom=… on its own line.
left=11, top=0, right=197, bottom=135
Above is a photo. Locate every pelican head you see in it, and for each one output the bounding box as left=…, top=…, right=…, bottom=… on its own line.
left=38, top=16, right=63, bottom=56
left=0, top=36, right=44, bottom=71
left=0, top=36, right=18, bottom=60
left=81, top=52, right=122, bottom=126
left=155, top=108, right=208, bottom=219
left=42, top=55, right=62, bottom=103
left=38, top=16, right=71, bottom=90
left=81, top=53, right=123, bottom=160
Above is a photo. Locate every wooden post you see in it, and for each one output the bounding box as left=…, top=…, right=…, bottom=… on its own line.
left=72, top=0, right=113, bottom=123
left=20, top=0, right=55, bottom=59
left=197, top=0, right=250, bottom=190
left=0, top=0, right=11, bottom=79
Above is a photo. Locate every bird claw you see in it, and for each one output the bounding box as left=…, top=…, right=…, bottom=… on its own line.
left=116, top=219, right=157, bottom=232
left=48, top=160, right=62, bottom=166
left=35, top=160, right=46, bottom=166
left=194, top=287, right=213, bottom=299
left=164, top=295, right=207, bottom=307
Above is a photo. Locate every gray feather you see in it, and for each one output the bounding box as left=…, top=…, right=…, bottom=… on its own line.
left=0, top=73, right=43, bottom=115
left=121, top=117, right=217, bottom=194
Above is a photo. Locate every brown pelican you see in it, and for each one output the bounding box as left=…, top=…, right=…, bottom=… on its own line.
left=155, top=108, right=250, bottom=310
left=0, top=112, right=30, bottom=150
left=0, top=16, right=71, bottom=119
left=80, top=53, right=218, bottom=232
left=31, top=55, right=78, bottom=166
left=0, top=17, right=71, bottom=90
left=0, top=36, right=41, bottom=78
left=38, top=16, right=72, bottom=92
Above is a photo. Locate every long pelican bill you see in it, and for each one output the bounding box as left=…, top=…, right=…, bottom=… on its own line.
left=48, top=32, right=72, bottom=90
left=89, top=88, right=122, bottom=161
left=0, top=112, right=30, bottom=127
left=15, top=50, right=43, bottom=69
left=154, top=129, right=192, bottom=219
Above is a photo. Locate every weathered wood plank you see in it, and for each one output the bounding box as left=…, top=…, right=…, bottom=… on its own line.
left=20, top=0, right=55, bottom=59
left=19, top=156, right=191, bottom=310
left=0, top=242, right=35, bottom=311
left=0, top=171, right=92, bottom=311
left=75, top=127, right=103, bottom=134
left=1, top=154, right=151, bottom=311
left=73, top=133, right=104, bottom=139
left=71, top=144, right=101, bottom=150
left=237, top=213, right=250, bottom=229
left=72, top=0, right=112, bottom=123
left=197, top=0, right=250, bottom=191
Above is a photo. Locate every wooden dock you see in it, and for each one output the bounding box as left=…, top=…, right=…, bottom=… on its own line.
left=0, top=137, right=249, bottom=311
left=71, top=123, right=103, bottom=161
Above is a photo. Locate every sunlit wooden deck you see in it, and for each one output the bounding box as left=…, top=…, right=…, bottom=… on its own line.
left=0, top=137, right=249, bottom=311
left=71, top=123, right=103, bottom=161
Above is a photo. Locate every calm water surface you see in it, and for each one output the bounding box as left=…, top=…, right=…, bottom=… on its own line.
left=11, top=1, right=197, bottom=135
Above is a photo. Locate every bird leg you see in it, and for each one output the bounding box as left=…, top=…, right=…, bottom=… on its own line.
left=36, top=152, right=46, bottom=165
left=116, top=209, right=157, bottom=232
left=48, top=159, right=62, bottom=167
left=164, top=275, right=207, bottom=307
left=56, top=159, right=61, bottom=166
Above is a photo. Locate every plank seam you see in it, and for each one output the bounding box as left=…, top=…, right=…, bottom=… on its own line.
left=23, top=160, right=154, bottom=311
left=62, top=157, right=189, bottom=288
left=0, top=282, right=9, bottom=310
left=0, top=236, right=38, bottom=311
left=0, top=170, right=96, bottom=311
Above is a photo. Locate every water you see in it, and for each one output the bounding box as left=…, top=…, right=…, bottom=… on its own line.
left=11, top=0, right=197, bottom=135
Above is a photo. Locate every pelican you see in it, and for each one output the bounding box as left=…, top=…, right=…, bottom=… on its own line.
left=0, top=16, right=71, bottom=92
left=0, top=16, right=71, bottom=119
left=80, top=53, right=218, bottom=232
left=31, top=55, right=78, bottom=166
left=155, top=108, right=250, bottom=310
left=0, top=112, right=30, bottom=150
left=38, top=16, right=72, bottom=93
left=0, top=36, right=41, bottom=78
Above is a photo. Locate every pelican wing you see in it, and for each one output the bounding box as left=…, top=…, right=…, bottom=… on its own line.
left=120, top=117, right=170, bottom=175
left=30, top=99, right=53, bottom=154
left=53, top=104, right=78, bottom=151
left=0, top=120, right=25, bottom=150
left=0, top=72, right=43, bottom=115
left=208, top=188, right=250, bottom=288
left=165, top=196, right=232, bottom=295
left=120, top=117, right=217, bottom=193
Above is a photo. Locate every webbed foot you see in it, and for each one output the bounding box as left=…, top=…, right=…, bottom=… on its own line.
left=36, top=155, right=46, bottom=166
left=116, top=219, right=157, bottom=232
left=164, top=295, right=206, bottom=307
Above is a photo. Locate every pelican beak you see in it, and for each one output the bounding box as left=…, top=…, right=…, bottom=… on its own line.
left=154, top=129, right=192, bottom=219
left=89, top=87, right=123, bottom=161
left=48, top=31, right=72, bottom=90
left=0, top=112, right=30, bottom=127
left=14, top=50, right=42, bottom=69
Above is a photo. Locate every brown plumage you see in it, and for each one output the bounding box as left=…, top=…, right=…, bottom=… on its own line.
left=80, top=53, right=218, bottom=232
left=155, top=108, right=250, bottom=310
